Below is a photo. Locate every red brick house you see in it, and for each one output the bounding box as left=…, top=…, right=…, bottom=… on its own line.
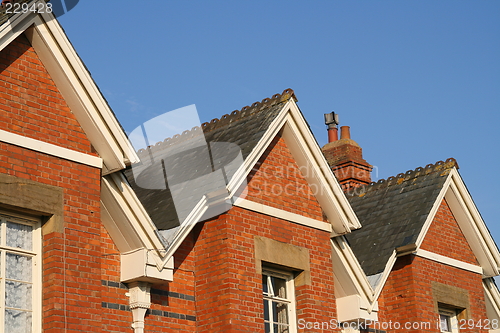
left=324, top=129, right=500, bottom=333
left=1, top=3, right=500, bottom=333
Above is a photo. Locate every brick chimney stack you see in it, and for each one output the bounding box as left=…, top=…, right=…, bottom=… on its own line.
left=321, top=113, right=372, bottom=191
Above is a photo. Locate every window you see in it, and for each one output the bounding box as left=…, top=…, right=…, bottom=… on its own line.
left=0, top=212, right=40, bottom=333
left=262, top=269, right=296, bottom=333
left=439, top=308, right=459, bottom=333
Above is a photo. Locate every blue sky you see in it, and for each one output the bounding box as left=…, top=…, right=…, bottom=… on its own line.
left=58, top=1, right=500, bottom=243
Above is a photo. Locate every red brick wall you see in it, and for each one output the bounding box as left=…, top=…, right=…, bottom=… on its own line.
left=245, top=135, right=326, bottom=221
left=97, top=224, right=198, bottom=332
left=378, top=256, right=487, bottom=333
left=145, top=231, right=197, bottom=332
left=1, top=34, right=102, bottom=332
left=0, top=141, right=103, bottom=332
left=0, top=34, right=95, bottom=154
left=100, top=225, right=131, bottom=333
left=377, top=198, right=487, bottom=332
left=191, top=134, right=338, bottom=332
left=98, top=224, right=198, bottom=332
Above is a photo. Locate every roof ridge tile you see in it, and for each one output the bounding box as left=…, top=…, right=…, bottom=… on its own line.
left=347, top=158, right=458, bottom=196
left=136, top=88, right=296, bottom=157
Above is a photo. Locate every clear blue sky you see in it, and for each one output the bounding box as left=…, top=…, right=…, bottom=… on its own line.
left=58, top=1, right=500, bottom=244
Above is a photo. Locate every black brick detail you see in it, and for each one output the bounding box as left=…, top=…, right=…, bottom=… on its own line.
left=150, top=287, right=195, bottom=301
left=101, top=280, right=128, bottom=289
left=102, top=302, right=130, bottom=311
left=101, top=302, right=195, bottom=321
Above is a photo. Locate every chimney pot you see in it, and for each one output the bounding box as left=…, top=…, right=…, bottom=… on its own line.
left=324, top=112, right=340, bottom=143
left=340, top=126, right=351, bottom=140
left=328, top=128, right=338, bottom=143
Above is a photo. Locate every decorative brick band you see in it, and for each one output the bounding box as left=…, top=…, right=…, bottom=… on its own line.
left=148, top=309, right=196, bottom=322
left=101, top=302, right=196, bottom=322
left=150, top=288, right=195, bottom=301
left=101, top=280, right=128, bottom=289
left=101, top=302, right=130, bottom=312
left=101, top=280, right=196, bottom=301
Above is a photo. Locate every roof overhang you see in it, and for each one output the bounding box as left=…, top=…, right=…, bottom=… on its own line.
left=331, top=237, right=378, bottom=322
left=1, top=4, right=171, bottom=282
left=101, top=173, right=173, bottom=283
left=0, top=2, right=139, bottom=174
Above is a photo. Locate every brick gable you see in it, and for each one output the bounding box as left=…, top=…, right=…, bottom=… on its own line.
left=1, top=33, right=104, bottom=332
left=0, top=34, right=94, bottom=155
left=245, top=134, right=326, bottom=221
left=421, top=198, right=479, bottom=265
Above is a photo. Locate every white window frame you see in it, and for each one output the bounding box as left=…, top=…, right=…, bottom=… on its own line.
left=439, top=307, right=459, bottom=333
left=0, top=211, right=42, bottom=333
left=262, top=268, right=297, bottom=333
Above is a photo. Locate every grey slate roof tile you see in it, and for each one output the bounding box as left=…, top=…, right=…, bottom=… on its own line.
left=345, top=158, right=458, bottom=277
left=123, top=89, right=297, bottom=233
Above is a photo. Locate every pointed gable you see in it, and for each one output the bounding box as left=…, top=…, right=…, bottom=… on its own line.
left=123, top=90, right=294, bottom=233
left=345, top=159, right=457, bottom=277
left=0, top=34, right=93, bottom=154
left=421, top=198, right=479, bottom=265
left=245, top=134, right=325, bottom=221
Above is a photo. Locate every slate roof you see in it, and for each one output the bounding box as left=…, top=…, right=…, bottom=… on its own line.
left=345, top=158, right=458, bottom=278
left=123, top=89, right=297, bottom=236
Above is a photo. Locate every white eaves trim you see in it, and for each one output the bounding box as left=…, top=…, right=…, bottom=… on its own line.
left=101, top=174, right=175, bottom=283
left=160, top=195, right=209, bottom=262
left=331, top=237, right=378, bottom=322
left=415, top=249, right=483, bottom=274
left=0, top=129, right=102, bottom=168
left=413, top=170, right=453, bottom=247
left=234, top=198, right=332, bottom=232
left=484, top=278, right=500, bottom=325
left=445, top=169, right=500, bottom=277
left=284, top=102, right=360, bottom=232
left=224, top=98, right=358, bottom=236
left=281, top=112, right=355, bottom=235
left=372, top=251, right=398, bottom=304
left=225, top=100, right=290, bottom=198
left=331, top=237, right=374, bottom=300
left=37, top=12, right=138, bottom=164
left=159, top=97, right=361, bottom=267
left=102, top=173, right=166, bottom=254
